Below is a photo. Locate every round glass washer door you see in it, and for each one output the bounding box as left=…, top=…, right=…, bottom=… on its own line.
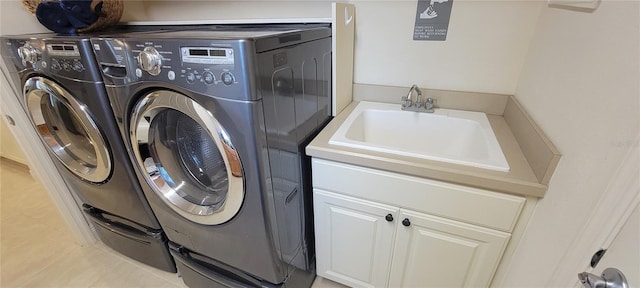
left=24, top=76, right=111, bottom=183
left=130, top=90, right=244, bottom=225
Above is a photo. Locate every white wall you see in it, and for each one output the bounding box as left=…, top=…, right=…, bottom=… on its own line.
left=0, top=1, right=48, bottom=35
left=1, top=1, right=542, bottom=95
left=0, top=0, right=546, bottom=101
left=498, top=1, right=639, bottom=286
left=120, top=1, right=334, bottom=23
left=121, top=0, right=543, bottom=95
left=351, top=0, right=543, bottom=94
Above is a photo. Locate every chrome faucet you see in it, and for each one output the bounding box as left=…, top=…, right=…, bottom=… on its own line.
left=401, top=84, right=422, bottom=109
left=401, top=84, right=435, bottom=113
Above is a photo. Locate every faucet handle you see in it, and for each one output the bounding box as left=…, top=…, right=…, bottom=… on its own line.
left=424, top=97, right=435, bottom=112
left=401, top=96, right=412, bottom=110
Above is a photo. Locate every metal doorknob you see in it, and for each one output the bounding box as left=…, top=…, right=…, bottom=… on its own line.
left=578, top=268, right=628, bottom=288
left=402, top=218, right=411, bottom=227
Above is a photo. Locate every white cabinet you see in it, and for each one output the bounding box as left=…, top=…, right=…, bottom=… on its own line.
left=312, top=159, right=525, bottom=288
left=388, top=210, right=509, bottom=288
left=314, top=190, right=396, bottom=288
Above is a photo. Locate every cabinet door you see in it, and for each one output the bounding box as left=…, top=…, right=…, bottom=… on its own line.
left=314, top=189, right=397, bottom=288
left=389, top=210, right=510, bottom=288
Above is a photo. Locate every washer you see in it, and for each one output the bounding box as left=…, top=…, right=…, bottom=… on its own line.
left=91, top=25, right=332, bottom=287
left=0, top=34, right=176, bottom=272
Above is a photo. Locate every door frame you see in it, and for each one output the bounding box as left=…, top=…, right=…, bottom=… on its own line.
left=548, top=137, right=640, bottom=287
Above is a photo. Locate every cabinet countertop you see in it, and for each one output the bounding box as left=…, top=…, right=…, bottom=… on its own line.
left=306, top=101, right=548, bottom=198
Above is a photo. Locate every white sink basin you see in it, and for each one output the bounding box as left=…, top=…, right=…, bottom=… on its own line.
left=329, top=101, right=510, bottom=171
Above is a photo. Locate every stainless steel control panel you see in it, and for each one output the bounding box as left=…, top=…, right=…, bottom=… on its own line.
left=123, top=41, right=239, bottom=88
left=47, top=44, right=80, bottom=57
left=1, top=37, right=101, bottom=82
left=181, top=47, right=234, bottom=65
left=92, top=37, right=253, bottom=100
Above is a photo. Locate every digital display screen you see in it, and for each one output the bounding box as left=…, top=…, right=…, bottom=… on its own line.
left=182, top=47, right=233, bottom=65
left=209, top=50, right=226, bottom=57
left=189, top=49, right=209, bottom=56
left=48, top=45, right=79, bottom=56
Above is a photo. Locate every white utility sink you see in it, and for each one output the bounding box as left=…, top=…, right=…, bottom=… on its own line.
left=329, top=101, right=510, bottom=171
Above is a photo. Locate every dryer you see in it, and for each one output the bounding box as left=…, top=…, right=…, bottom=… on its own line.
left=91, top=25, right=332, bottom=287
left=0, top=34, right=176, bottom=272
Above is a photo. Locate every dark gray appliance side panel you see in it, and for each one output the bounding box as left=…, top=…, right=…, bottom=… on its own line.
left=256, top=36, right=332, bottom=272
left=253, top=27, right=331, bottom=53
left=320, top=50, right=332, bottom=121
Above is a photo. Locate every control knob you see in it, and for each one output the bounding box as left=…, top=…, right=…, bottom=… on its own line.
left=62, top=61, right=71, bottom=71
left=137, top=47, right=162, bottom=76
left=186, top=72, right=196, bottom=84
left=221, top=72, right=235, bottom=85
left=17, top=43, right=39, bottom=65
left=51, top=59, right=61, bottom=71
left=202, top=71, right=215, bottom=85
left=72, top=60, right=84, bottom=72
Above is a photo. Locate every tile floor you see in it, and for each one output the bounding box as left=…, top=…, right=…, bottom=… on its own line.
left=0, top=159, right=346, bottom=288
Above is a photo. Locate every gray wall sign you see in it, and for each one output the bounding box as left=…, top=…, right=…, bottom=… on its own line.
left=414, top=0, right=454, bottom=41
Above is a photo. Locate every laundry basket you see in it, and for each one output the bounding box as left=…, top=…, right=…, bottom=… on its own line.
left=22, top=0, right=123, bottom=33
